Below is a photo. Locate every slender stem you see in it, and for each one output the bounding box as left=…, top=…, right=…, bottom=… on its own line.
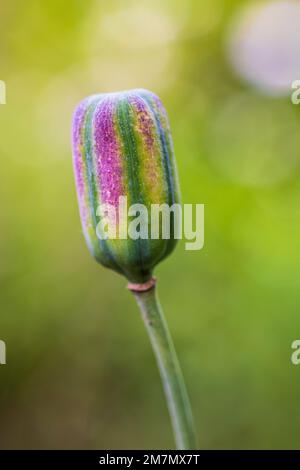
left=132, top=285, right=197, bottom=450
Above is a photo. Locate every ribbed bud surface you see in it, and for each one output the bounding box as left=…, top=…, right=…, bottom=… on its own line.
left=72, top=89, right=180, bottom=282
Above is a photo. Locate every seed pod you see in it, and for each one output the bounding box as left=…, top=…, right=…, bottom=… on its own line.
left=72, top=89, right=180, bottom=283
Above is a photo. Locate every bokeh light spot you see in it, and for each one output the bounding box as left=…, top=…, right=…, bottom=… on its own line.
left=227, top=1, right=300, bottom=95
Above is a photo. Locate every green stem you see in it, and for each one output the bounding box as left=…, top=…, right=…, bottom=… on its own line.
left=132, top=285, right=197, bottom=450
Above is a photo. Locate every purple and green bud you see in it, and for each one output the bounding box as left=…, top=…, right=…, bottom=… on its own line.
left=72, top=89, right=180, bottom=283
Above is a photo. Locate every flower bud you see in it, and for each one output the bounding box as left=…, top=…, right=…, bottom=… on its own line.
left=72, top=89, right=180, bottom=283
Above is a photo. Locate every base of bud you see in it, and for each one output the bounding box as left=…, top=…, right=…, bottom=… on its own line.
left=127, top=277, right=157, bottom=292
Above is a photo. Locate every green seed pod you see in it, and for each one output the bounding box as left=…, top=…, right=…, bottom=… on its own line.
left=72, top=89, right=180, bottom=283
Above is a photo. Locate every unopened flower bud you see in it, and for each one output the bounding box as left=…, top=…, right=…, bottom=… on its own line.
left=72, top=89, right=180, bottom=283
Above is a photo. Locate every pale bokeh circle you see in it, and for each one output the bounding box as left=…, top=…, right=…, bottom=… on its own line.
left=227, top=1, right=300, bottom=95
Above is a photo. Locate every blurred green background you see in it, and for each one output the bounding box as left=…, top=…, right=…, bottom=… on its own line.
left=0, top=0, right=300, bottom=449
